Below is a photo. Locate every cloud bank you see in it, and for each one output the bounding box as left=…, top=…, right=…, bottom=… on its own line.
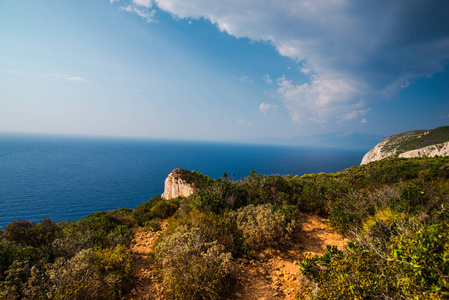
left=117, top=0, right=449, bottom=123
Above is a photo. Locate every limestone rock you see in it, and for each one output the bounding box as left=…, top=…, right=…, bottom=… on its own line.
left=398, top=141, right=449, bottom=159
left=361, top=126, right=449, bottom=165
left=161, top=168, right=196, bottom=200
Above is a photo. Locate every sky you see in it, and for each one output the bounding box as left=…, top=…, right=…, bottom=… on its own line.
left=1, top=0, right=448, bottom=145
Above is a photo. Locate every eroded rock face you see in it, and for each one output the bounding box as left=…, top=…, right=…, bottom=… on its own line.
left=161, top=168, right=195, bottom=200
left=398, top=141, right=449, bottom=159
left=361, top=138, right=397, bottom=165
left=361, top=127, right=449, bottom=165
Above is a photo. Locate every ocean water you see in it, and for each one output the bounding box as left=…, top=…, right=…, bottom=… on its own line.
left=0, top=133, right=366, bottom=227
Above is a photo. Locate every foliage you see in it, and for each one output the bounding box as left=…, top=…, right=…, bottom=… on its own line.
left=132, top=196, right=179, bottom=226
left=299, top=210, right=449, bottom=299
left=2, top=156, right=449, bottom=299
left=227, top=203, right=298, bottom=255
left=176, top=168, right=213, bottom=189
left=396, top=125, right=449, bottom=154
left=157, top=210, right=238, bottom=255
left=190, top=180, right=248, bottom=213
left=0, top=210, right=135, bottom=299
left=154, top=222, right=235, bottom=299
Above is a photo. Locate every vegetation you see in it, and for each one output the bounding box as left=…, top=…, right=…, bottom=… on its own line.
left=1, top=156, right=449, bottom=299
left=0, top=196, right=178, bottom=299
left=381, top=125, right=449, bottom=155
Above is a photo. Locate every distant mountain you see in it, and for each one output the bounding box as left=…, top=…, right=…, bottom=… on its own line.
left=253, top=132, right=386, bottom=150
left=361, top=126, right=449, bottom=164
left=290, top=132, right=386, bottom=150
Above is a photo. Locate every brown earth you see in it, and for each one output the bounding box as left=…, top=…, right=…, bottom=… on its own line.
left=123, top=221, right=167, bottom=300
left=123, top=215, right=347, bottom=300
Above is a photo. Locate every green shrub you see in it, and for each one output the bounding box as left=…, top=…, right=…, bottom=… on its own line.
left=191, top=180, right=247, bottom=213
left=4, top=218, right=61, bottom=249
left=390, top=183, right=429, bottom=214
left=92, top=245, right=134, bottom=298
left=329, top=198, right=364, bottom=234
left=154, top=225, right=235, bottom=300
left=132, top=196, right=163, bottom=225
left=301, top=215, right=449, bottom=299
left=150, top=201, right=178, bottom=219
left=227, top=204, right=298, bottom=254
left=159, top=210, right=237, bottom=255
left=143, top=220, right=162, bottom=232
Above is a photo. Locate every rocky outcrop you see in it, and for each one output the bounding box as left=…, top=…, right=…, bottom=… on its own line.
left=161, top=168, right=196, bottom=200
left=361, top=126, right=449, bottom=165
left=361, top=138, right=398, bottom=165
left=361, top=130, right=423, bottom=164
left=398, top=141, right=449, bottom=159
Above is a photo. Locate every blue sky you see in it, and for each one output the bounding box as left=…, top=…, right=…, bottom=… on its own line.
left=1, top=0, right=448, bottom=145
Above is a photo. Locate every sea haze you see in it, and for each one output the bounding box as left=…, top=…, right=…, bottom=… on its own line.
left=0, top=133, right=366, bottom=227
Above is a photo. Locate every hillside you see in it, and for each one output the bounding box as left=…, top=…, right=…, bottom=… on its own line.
left=1, top=157, right=449, bottom=299
left=361, top=126, right=449, bottom=164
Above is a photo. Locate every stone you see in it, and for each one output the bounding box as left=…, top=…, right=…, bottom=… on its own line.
left=161, top=169, right=196, bottom=199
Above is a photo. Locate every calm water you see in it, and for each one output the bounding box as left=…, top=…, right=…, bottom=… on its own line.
left=0, top=133, right=366, bottom=227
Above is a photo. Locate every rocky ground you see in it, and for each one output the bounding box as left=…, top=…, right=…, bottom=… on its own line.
left=123, top=215, right=347, bottom=300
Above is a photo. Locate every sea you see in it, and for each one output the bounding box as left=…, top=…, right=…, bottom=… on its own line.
left=0, top=133, right=366, bottom=228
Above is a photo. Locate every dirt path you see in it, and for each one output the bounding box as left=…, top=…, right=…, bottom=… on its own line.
left=229, top=215, right=348, bottom=300
left=123, top=221, right=167, bottom=300
left=124, top=215, right=347, bottom=300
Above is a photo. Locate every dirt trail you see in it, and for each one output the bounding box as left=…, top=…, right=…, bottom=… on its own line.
left=230, top=214, right=348, bottom=300
left=123, top=221, right=167, bottom=300
left=123, top=215, right=347, bottom=300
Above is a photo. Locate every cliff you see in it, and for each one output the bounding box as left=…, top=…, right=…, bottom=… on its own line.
left=361, top=126, right=449, bottom=164
left=161, top=168, right=196, bottom=200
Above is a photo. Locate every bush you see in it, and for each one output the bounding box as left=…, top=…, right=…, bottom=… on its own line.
left=191, top=180, right=247, bottom=213
left=46, top=245, right=133, bottom=300
left=154, top=225, right=235, bottom=300
left=159, top=210, right=237, bottom=255
left=300, top=214, right=449, bottom=299
left=92, top=245, right=134, bottom=298
left=150, top=201, right=178, bottom=219
left=144, top=220, right=162, bottom=232
left=4, top=218, right=61, bottom=249
left=132, top=196, right=163, bottom=225
left=227, top=204, right=298, bottom=254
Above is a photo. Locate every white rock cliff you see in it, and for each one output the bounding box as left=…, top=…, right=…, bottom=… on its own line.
left=361, top=127, right=449, bottom=165
left=161, top=169, right=196, bottom=200
left=398, top=141, right=449, bottom=159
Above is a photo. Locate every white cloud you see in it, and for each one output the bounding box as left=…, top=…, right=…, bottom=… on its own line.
left=341, top=110, right=358, bottom=121
left=110, top=0, right=119, bottom=3
left=234, top=75, right=252, bottom=83
left=360, top=118, right=368, bottom=124
left=276, top=74, right=361, bottom=123
left=120, top=4, right=156, bottom=22
left=149, top=0, right=449, bottom=123
left=341, top=108, right=371, bottom=121
left=132, top=0, right=153, bottom=8
left=263, top=74, right=272, bottom=84
left=299, top=62, right=313, bottom=75
left=259, top=103, right=278, bottom=115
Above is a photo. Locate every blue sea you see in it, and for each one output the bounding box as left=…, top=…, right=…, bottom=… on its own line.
left=0, top=133, right=366, bottom=227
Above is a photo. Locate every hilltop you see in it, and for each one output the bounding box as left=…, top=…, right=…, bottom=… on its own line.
left=362, top=126, right=449, bottom=164
left=1, top=157, right=449, bottom=299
